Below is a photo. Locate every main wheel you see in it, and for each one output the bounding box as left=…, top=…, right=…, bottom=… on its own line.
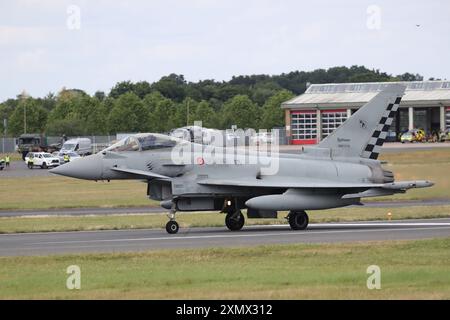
left=42, top=162, right=47, bottom=169
left=288, top=211, right=309, bottom=230
left=166, top=220, right=179, bottom=234
left=225, top=211, right=245, bottom=231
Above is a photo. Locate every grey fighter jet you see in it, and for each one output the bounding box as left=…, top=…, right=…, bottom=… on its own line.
left=51, top=84, right=433, bottom=234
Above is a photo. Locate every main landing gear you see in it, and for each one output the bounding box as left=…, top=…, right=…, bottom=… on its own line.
left=287, top=210, right=309, bottom=230
left=225, top=210, right=245, bottom=231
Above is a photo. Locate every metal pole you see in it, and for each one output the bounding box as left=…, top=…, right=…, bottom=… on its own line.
left=23, top=101, right=27, bottom=134
left=2, top=118, right=6, bottom=153
left=187, top=100, right=190, bottom=126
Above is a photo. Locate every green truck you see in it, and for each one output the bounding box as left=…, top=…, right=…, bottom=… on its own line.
left=17, top=134, right=62, bottom=160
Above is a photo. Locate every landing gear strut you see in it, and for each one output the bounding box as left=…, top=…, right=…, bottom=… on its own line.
left=225, top=210, right=245, bottom=231
left=288, top=211, right=309, bottom=230
left=165, top=206, right=179, bottom=234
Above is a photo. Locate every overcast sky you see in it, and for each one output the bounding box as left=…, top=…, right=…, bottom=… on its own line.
left=1, top=0, right=449, bottom=101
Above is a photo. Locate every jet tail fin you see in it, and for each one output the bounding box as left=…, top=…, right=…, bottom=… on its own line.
left=316, top=84, right=406, bottom=160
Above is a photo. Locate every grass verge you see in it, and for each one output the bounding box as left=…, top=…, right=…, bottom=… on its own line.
left=0, top=238, right=449, bottom=299
left=0, top=176, right=156, bottom=210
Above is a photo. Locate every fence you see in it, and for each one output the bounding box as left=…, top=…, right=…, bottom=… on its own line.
left=1, top=129, right=289, bottom=154
left=0, top=135, right=117, bottom=154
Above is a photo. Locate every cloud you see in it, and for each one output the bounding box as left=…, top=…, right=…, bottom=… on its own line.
left=15, top=48, right=51, bottom=72
left=0, top=26, right=61, bottom=46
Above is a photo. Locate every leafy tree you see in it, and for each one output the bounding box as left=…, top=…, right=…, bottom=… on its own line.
left=152, top=74, right=187, bottom=102
left=83, top=99, right=109, bottom=135
left=8, top=98, right=48, bottom=135
left=222, top=95, right=259, bottom=129
left=396, top=73, right=424, bottom=82
left=192, top=100, right=218, bottom=128
left=108, top=92, right=148, bottom=133
left=260, top=90, right=294, bottom=129
left=133, top=81, right=153, bottom=99
left=109, top=81, right=135, bottom=99
left=251, top=82, right=282, bottom=106
left=40, top=92, right=56, bottom=111
left=94, top=91, right=106, bottom=101
left=46, top=118, right=85, bottom=136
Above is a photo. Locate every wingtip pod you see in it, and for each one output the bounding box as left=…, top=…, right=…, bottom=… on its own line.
left=382, top=180, right=434, bottom=190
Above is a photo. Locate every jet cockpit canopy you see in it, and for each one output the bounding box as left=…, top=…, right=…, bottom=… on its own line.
left=104, top=133, right=180, bottom=152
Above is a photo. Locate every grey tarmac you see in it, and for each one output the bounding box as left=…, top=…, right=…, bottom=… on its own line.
left=1, top=218, right=449, bottom=256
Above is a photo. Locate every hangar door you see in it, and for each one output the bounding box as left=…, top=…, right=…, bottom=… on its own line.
left=321, top=109, right=348, bottom=138
left=290, top=111, right=317, bottom=145
left=290, top=109, right=349, bottom=144
left=447, top=107, right=450, bottom=129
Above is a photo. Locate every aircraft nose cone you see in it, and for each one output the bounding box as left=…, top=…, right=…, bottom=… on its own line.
left=50, top=154, right=103, bottom=180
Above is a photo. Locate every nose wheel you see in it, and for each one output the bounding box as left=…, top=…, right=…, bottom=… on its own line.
left=165, top=206, right=179, bottom=234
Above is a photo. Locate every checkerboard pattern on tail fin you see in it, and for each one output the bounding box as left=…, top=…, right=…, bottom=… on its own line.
left=361, top=97, right=402, bottom=160
left=316, top=84, right=406, bottom=159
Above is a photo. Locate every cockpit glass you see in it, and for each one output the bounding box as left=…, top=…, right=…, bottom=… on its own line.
left=105, top=136, right=140, bottom=152
left=138, top=134, right=177, bottom=151
left=103, top=134, right=179, bottom=153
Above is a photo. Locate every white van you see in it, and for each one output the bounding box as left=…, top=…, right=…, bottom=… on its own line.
left=60, top=138, right=92, bottom=156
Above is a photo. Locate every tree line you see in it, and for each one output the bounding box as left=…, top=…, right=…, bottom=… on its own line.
left=0, top=66, right=424, bottom=137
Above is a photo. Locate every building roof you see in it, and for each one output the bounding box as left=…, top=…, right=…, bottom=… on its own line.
left=282, top=81, right=450, bottom=109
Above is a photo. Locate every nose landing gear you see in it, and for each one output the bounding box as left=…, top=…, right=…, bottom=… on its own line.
left=165, top=207, right=179, bottom=234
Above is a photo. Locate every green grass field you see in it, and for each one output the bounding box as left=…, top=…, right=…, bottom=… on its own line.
left=0, top=238, right=449, bottom=299
left=1, top=149, right=449, bottom=211
left=1, top=205, right=449, bottom=234
left=0, top=177, right=156, bottom=210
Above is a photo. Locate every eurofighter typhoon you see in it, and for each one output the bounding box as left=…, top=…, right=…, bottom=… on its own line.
left=51, top=84, right=433, bottom=234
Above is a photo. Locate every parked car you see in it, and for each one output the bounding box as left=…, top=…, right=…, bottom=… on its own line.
left=24, top=152, right=60, bottom=169
left=400, top=129, right=425, bottom=143
left=439, top=129, right=450, bottom=142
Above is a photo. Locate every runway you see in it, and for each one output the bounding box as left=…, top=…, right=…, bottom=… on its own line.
left=1, top=218, right=449, bottom=256
left=1, top=199, right=450, bottom=217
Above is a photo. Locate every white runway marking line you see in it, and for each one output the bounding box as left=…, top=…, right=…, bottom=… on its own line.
left=2, top=220, right=450, bottom=237
left=248, top=222, right=450, bottom=228
left=28, top=225, right=450, bottom=246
